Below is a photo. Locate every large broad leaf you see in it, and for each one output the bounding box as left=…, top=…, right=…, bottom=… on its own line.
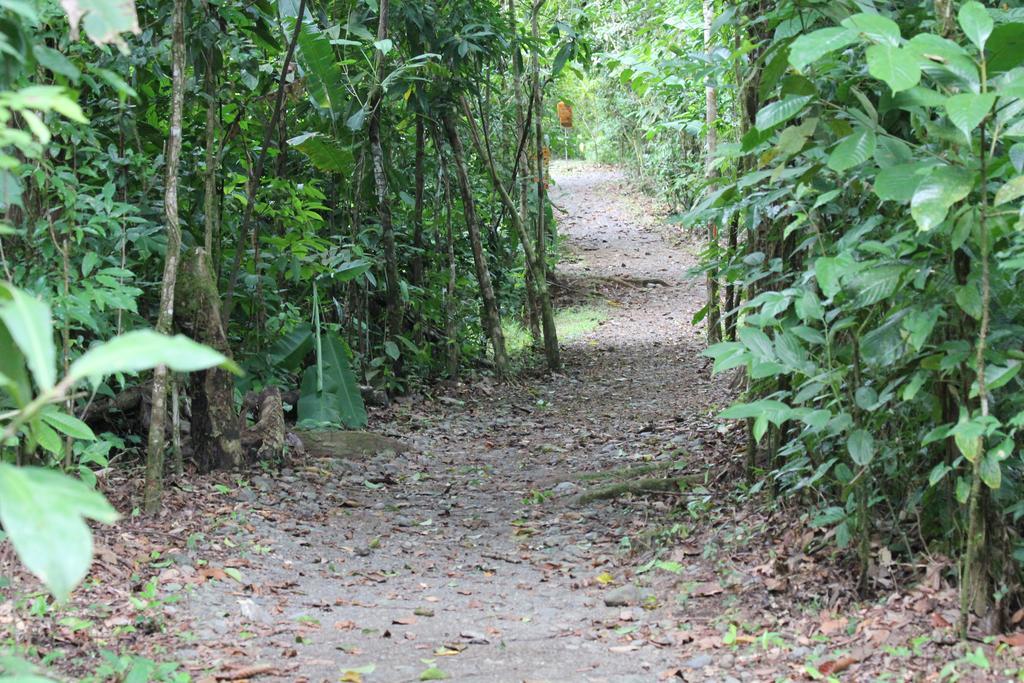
left=268, top=324, right=314, bottom=371
left=0, top=284, right=56, bottom=391
left=945, top=92, right=995, bottom=139
left=847, top=429, right=875, bottom=466
left=788, top=27, right=858, bottom=71
left=841, top=13, right=901, bottom=46
left=866, top=44, right=921, bottom=93
left=874, top=163, right=931, bottom=202
left=59, top=0, right=139, bottom=48
left=0, top=323, right=30, bottom=407
left=848, top=264, right=908, bottom=307
left=827, top=128, right=876, bottom=172
left=907, top=34, right=979, bottom=93
left=297, top=335, right=367, bottom=428
left=0, top=464, right=119, bottom=601
left=287, top=132, right=354, bottom=173
left=755, top=95, right=812, bottom=131
left=995, top=175, right=1024, bottom=206
left=295, top=22, right=348, bottom=117
left=68, top=330, right=239, bottom=387
left=987, top=23, right=1024, bottom=73
left=910, top=166, right=974, bottom=231
left=958, top=1, right=993, bottom=52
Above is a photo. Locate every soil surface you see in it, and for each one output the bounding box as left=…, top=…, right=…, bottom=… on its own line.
left=173, top=162, right=746, bottom=682
left=164, top=164, right=1020, bottom=682
left=6, top=163, right=1020, bottom=682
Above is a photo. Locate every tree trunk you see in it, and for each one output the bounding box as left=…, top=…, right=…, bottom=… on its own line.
left=411, top=118, right=426, bottom=288
left=143, top=0, right=186, bottom=513
left=703, top=0, right=722, bottom=345
left=461, top=96, right=560, bottom=372
left=202, top=5, right=219, bottom=255
left=509, top=0, right=542, bottom=344
left=176, top=247, right=244, bottom=473
left=222, top=0, right=306, bottom=323
left=367, top=0, right=403, bottom=343
left=441, top=111, right=509, bottom=377
left=530, top=1, right=549, bottom=290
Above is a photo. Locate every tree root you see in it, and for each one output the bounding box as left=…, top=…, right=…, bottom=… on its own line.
left=572, top=476, right=698, bottom=505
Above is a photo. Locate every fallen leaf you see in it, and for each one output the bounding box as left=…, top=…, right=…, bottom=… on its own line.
left=818, top=655, right=857, bottom=675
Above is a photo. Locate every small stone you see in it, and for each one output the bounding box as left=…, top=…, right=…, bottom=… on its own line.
left=603, top=584, right=641, bottom=607
left=238, top=598, right=274, bottom=625
left=235, top=487, right=257, bottom=503
left=718, top=653, right=735, bottom=669
left=683, top=653, right=713, bottom=669
left=552, top=481, right=580, bottom=496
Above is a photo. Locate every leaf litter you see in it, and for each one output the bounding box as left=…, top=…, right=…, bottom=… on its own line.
left=3, top=162, right=1024, bottom=680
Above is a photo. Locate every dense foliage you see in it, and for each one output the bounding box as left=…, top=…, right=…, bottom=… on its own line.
left=574, top=0, right=1024, bottom=634
left=0, top=0, right=579, bottom=618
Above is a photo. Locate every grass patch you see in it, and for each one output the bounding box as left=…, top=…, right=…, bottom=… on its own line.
left=556, top=305, right=607, bottom=340
left=503, top=305, right=608, bottom=358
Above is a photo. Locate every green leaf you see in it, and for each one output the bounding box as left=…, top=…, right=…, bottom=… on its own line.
left=866, top=44, right=921, bottom=93
left=40, top=407, right=95, bottom=441
left=420, top=667, right=448, bottom=681
left=945, top=93, right=995, bottom=139
left=903, top=307, right=940, bottom=351
left=59, top=0, right=140, bottom=48
left=958, top=1, right=993, bottom=51
left=995, top=175, right=1024, bottom=206
left=81, top=251, right=99, bottom=277
left=874, top=163, right=929, bottom=202
left=287, top=132, right=354, bottom=173
left=296, top=22, right=348, bottom=115
left=267, top=324, right=314, bottom=371
left=0, top=284, right=56, bottom=391
left=814, top=256, right=843, bottom=298
left=738, top=326, right=775, bottom=363
left=980, top=451, right=1001, bottom=489
left=953, top=418, right=984, bottom=463
left=841, top=13, right=901, bottom=46
left=33, top=45, right=81, bottom=82
left=755, top=95, right=812, bottom=131
left=910, top=166, right=974, bottom=231
left=847, top=429, right=875, bottom=466
left=788, top=27, right=858, bottom=71
left=955, top=283, right=983, bottom=319
left=986, top=23, right=1024, bottom=73
left=0, top=463, right=118, bottom=601
left=297, top=335, right=367, bottom=428
left=69, top=330, right=239, bottom=387
left=828, top=128, right=876, bottom=172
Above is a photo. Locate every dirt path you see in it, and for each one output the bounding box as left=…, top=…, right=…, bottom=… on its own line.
left=171, top=162, right=746, bottom=682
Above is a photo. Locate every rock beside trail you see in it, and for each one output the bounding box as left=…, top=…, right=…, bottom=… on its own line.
left=295, top=430, right=410, bottom=459
left=603, top=583, right=645, bottom=606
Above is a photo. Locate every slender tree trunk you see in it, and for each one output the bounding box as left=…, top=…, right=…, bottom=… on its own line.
left=367, top=0, right=403, bottom=343
left=437, top=142, right=460, bottom=378
left=509, top=0, right=541, bottom=343
left=202, top=21, right=219, bottom=256
left=412, top=118, right=426, bottom=288
left=143, top=0, right=186, bottom=514
left=461, top=96, right=560, bottom=372
left=222, top=0, right=306, bottom=322
left=531, top=0, right=549, bottom=290
left=703, top=0, right=722, bottom=345
left=441, top=111, right=509, bottom=377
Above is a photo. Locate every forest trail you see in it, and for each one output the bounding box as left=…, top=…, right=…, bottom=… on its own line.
left=175, top=163, right=743, bottom=682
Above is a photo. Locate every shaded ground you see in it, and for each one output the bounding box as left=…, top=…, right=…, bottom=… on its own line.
left=4, top=162, right=1022, bottom=682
